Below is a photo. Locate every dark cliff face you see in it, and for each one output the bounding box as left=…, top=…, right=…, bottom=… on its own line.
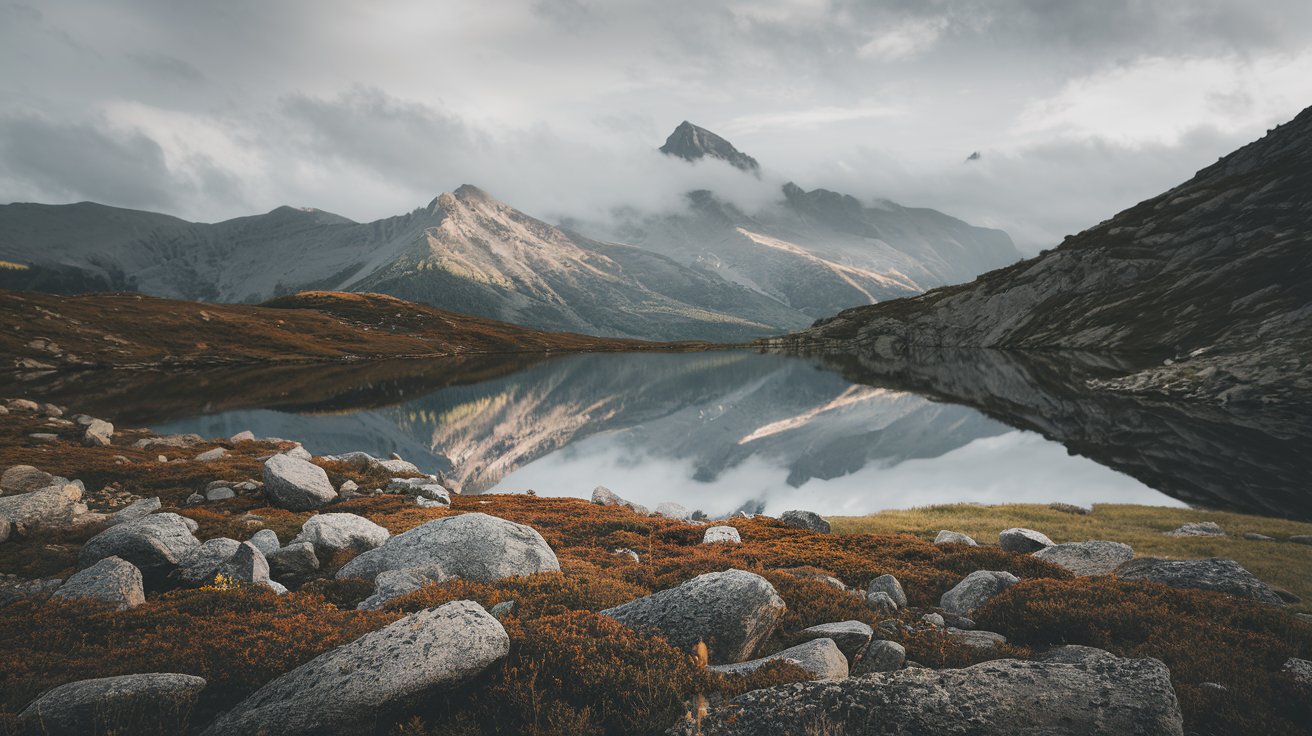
left=659, top=121, right=761, bottom=173
left=765, top=105, right=1312, bottom=405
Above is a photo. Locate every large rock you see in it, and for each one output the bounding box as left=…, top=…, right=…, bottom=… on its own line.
left=934, top=530, right=977, bottom=546
left=82, top=419, right=114, bottom=447
left=0, top=481, right=85, bottom=533
left=601, top=569, right=785, bottom=664
left=1284, top=657, right=1312, bottom=687
left=591, top=486, right=649, bottom=516
left=710, top=638, right=848, bottom=680
left=939, top=570, right=1019, bottom=615
left=214, top=541, right=269, bottom=584
left=201, top=601, right=509, bottom=736
left=248, top=529, right=280, bottom=556
left=172, top=538, right=241, bottom=587
left=79, top=513, right=200, bottom=578
left=291, top=513, right=389, bottom=555
left=1116, top=557, right=1284, bottom=605
left=262, top=455, right=336, bottom=511
left=53, top=556, right=145, bottom=610
left=781, top=510, right=831, bottom=534
left=797, top=621, right=872, bottom=661
left=677, top=656, right=1183, bottom=736
left=357, top=568, right=448, bottom=610
left=998, top=527, right=1054, bottom=552
left=17, top=673, right=207, bottom=736
left=654, top=501, right=692, bottom=520
left=866, top=574, right=907, bottom=608
left=1034, top=540, right=1134, bottom=575
left=851, top=639, right=905, bottom=675
left=1, top=465, right=58, bottom=494
left=337, top=513, right=559, bottom=583
left=267, top=542, right=320, bottom=584
left=703, top=526, right=741, bottom=544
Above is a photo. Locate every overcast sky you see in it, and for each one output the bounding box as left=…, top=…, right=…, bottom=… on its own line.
left=3, top=0, right=1311, bottom=251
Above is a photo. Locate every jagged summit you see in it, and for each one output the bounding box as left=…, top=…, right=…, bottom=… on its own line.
left=660, top=121, right=760, bottom=173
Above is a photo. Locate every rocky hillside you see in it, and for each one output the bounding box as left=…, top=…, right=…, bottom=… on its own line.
left=0, top=290, right=674, bottom=371
left=764, top=106, right=1312, bottom=404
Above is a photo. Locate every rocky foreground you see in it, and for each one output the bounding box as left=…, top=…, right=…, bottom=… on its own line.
left=0, top=397, right=1310, bottom=735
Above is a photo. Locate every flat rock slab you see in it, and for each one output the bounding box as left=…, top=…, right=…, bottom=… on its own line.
left=17, top=673, right=207, bottom=736
left=1034, top=540, right=1135, bottom=576
left=1116, top=557, right=1284, bottom=605
left=337, top=512, right=559, bottom=583
left=201, top=601, right=509, bottom=736
left=602, top=569, right=785, bottom=664
left=674, top=656, right=1184, bottom=736
left=711, top=638, right=848, bottom=680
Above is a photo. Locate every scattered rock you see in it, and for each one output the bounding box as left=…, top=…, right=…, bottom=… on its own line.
left=940, top=570, right=1019, bottom=615
left=386, top=477, right=451, bottom=506
left=711, top=638, right=848, bottom=680
left=1, top=465, right=58, bottom=494
left=851, top=639, right=906, bottom=675
left=797, top=621, right=872, bottom=661
left=676, top=656, right=1184, bottom=736
left=934, top=530, right=977, bottom=546
left=267, top=542, right=320, bottom=584
left=215, top=541, right=269, bottom=584
left=601, top=569, right=785, bottom=664
left=654, top=501, right=692, bottom=520
left=1166, top=521, right=1225, bottom=537
left=1116, top=557, right=1284, bottom=605
left=200, top=601, right=510, bottom=736
left=780, top=510, right=830, bottom=534
left=16, top=673, right=207, bottom=736
left=999, top=527, right=1054, bottom=552
left=703, top=526, right=741, bottom=544
left=28, top=433, right=59, bottom=443
left=7, top=399, right=39, bottom=412
left=1033, top=540, right=1135, bottom=575
left=1242, top=532, right=1275, bottom=541
left=591, top=486, right=649, bottom=515
left=1289, top=535, right=1312, bottom=545
left=865, top=591, right=899, bottom=616
left=80, top=513, right=201, bottom=579
left=262, top=454, right=336, bottom=511
left=172, top=538, right=242, bottom=587
left=867, top=574, right=907, bottom=608
left=612, top=548, right=640, bottom=563
left=194, top=448, right=227, bottom=462
left=81, top=419, right=114, bottom=447
left=230, top=430, right=256, bottom=442
left=53, top=556, right=145, bottom=610
left=1049, top=502, right=1091, bottom=515
left=107, top=497, right=161, bottom=526
left=337, top=479, right=359, bottom=497
left=921, top=613, right=945, bottom=627
left=338, top=512, right=560, bottom=583
left=1283, top=657, right=1312, bottom=687
left=292, top=513, right=390, bottom=554
left=248, top=529, right=280, bottom=556
left=205, top=486, right=235, bottom=501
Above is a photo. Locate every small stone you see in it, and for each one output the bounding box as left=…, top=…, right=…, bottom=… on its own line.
left=710, top=638, right=848, bottom=680
left=249, top=529, right=280, bottom=556
left=612, top=548, right=640, bottom=563
left=30, top=433, right=59, bottom=442
left=206, top=487, right=236, bottom=501
left=82, top=419, right=114, bottom=447
left=489, top=600, right=516, bottom=619
left=1166, top=521, right=1225, bottom=537
left=867, top=574, right=907, bottom=608
left=940, top=570, right=1019, bottom=615
left=922, top=613, right=945, bottom=628
left=934, top=530, right=977, bottom=546
left=195, top=448, right=227, bottom=462
left=376, top=458, right=421, bottom=474
left=591, top=486, right=650, bottom=515
left=215, top=541, right=269, bottom=584
left=866, top=591, right=898, bottom=616
left=1289, top=535, right=1312, bottom=545
left=851, top=639, right=905, bottom=675
left=797, top=621, right=873, bottom=661
left=1049, top=502, right=1091, bottom=515
left=1242, top=532, right=1275, bottom=542
left=230, top=430, right=256, bottom=442
left=999, top=527, right=1054, bottom=552
left=654, top=501, right=692, bottom=520
left=267, top=542, right=320, bottom=584
left=338, top=479, right=359, bottom=496
left=703, top=526, right=741, bottom=544
left=780, top=510, right=831, bottom=534
left=945, top=628, right=1007, bottom=648
left=185, top=493, right=204, bottom=506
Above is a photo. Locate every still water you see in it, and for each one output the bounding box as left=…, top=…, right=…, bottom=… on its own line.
left=136, top=351, right=1182, bottom=518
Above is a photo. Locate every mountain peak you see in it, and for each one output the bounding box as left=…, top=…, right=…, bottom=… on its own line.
left=659, top=121, right=760, bottom=173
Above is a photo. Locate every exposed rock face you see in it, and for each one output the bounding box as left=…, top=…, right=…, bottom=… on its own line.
left=291, top=513, right=389, bottom=554
left=337, top=512, right=559, bottom=583
left=797, top=621, right=873, bottom=661
left=998, top=527, right=1054, bottom=552
left=675, top=656, right=1184, bottom=736
left=591, top=486, right=649, bottom=515
left=53, top=556, right=145, bottom=610
left=781, top=510, right=831, bottom=534
left=935, top=530, right=977, bottom=546
left=851, top=639, right=905, bottom=675
left=1, top=465, right=57, bottom=494
left=1116, top=557, right=1284, bottom=605
left=711, top=638, right=848, bottom=680
left=1034, top=540, right=1135, bottom=575
left=79, top=513, right=200, bottom=578
left=201, top=601, right=510, bottom=736
left=660, top=121, right=761, bottom=173
left=601, top=569, right=786, bottom=664
left=765, top=105, right=1312, bottom=409
left=17, top=673, right=207, bottom=736
left=866, top=574, right=907, bottom=608
left=703, top=526, right=741, bottom=544
left=262, top=454, right=336, bottom=511
left=939, top=570, right=1019, bottom=615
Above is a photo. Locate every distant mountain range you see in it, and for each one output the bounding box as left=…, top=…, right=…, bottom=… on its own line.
left=767, top=105, right=1312, bottom=405
left=0, top=123, right=1021, bottom=340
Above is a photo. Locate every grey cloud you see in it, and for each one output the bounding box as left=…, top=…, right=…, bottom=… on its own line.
left=127, top=52, right=206, bottom=85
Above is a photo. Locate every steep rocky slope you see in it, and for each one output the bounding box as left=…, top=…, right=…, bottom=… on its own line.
left=765, top=105, right=1312, bottom=404
left=659, top=121, right=760, bottom=173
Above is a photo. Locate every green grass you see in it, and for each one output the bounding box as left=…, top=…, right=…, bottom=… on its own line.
left=831, top=503, right=1312, bottom=612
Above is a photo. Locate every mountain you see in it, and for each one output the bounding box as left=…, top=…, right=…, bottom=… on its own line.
left=0, top=186, right=807, bottom=341
left=575, top=124, right=1023, bottom=321
left=659, top=121, right=760, bottom=173
left=766, top=105, right=1312, bottom=405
